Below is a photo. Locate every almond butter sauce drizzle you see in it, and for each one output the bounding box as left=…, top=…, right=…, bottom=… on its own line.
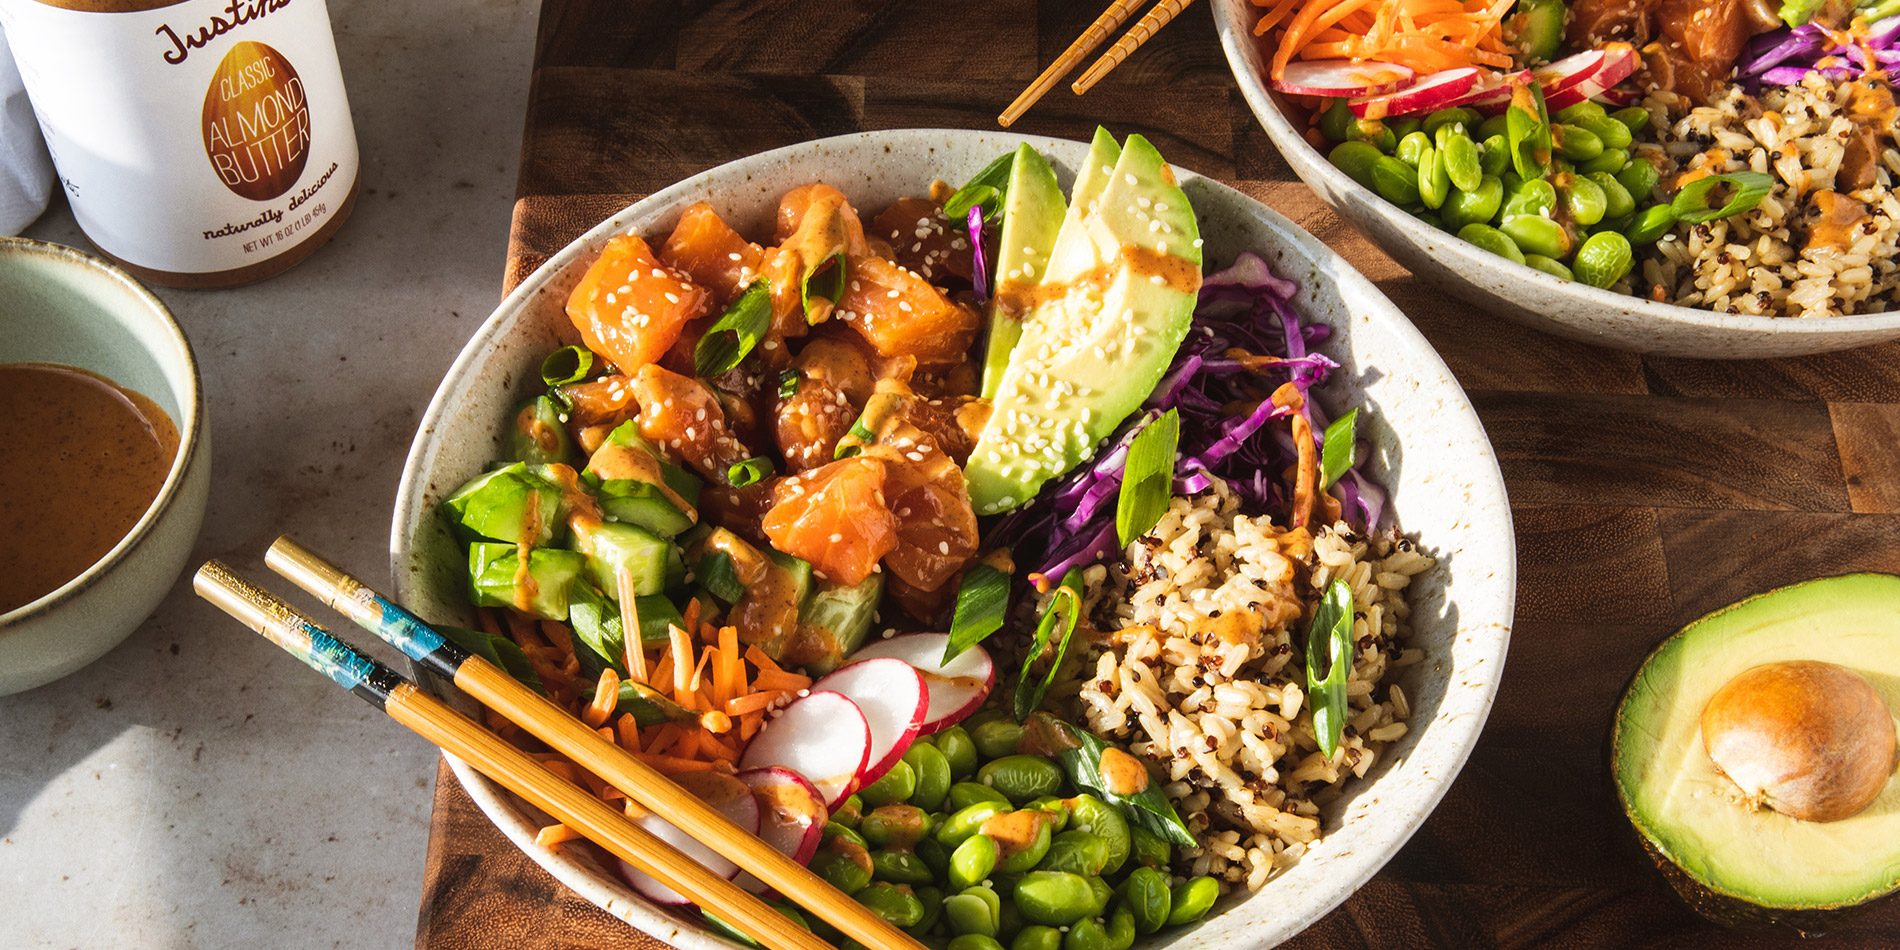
left=0, top=362, right=178, bottom=613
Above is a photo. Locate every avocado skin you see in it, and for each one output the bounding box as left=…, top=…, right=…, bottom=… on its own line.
left=1611, top=573, right=1900, bottom=931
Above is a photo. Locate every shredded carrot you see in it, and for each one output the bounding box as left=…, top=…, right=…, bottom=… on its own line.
left=1264, top=0, right=1514, bottom=80
left=543, top=759, right=580, bottom=784
left=725, top=691, right=781, bottom=717
left=476, top=608, right=504, bottom=638
left=719, top=626, right=742, bottom=701
left=620, top=581, right=648, bottom=684
left=601, top=785, right=626, bottom=803
left=582, top=667, right=619, bottom=728
left=754, top=669, right=812, bottom=693
left=685, top=647, right=714, bottom=705
left=597, top=726, right=616, bottom=743
left=681, top=597, right=701, bottom=637
left=701, top=710, right=733, bottom=734
left=668, top=624, right=694, bottom=698
left=636, top=752, right=724, bottom=774
left=745, top=644, right=783, bottom=676
left=650, top=651, right=675, bottom=694
left=616, top=712, right=641, bottom=752
left=739, top=709, right=764, bottom=741
left=535, top=823, right=583, bottom=847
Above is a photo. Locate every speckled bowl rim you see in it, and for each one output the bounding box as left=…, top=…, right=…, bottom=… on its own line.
left=393, top=129, right=1515, bottom=950
left=1211, top=0, right=1900, bottom=351
left=0, top=236, right=205, bottom=633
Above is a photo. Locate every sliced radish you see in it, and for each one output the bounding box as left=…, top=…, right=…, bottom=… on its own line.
left=1532, top=50, right=1609, bottom=98
left=737, top=690, right=870, bottom=808
left=1593, top=86, right=1639, bottom=107
left=1450, top=69, right=1531, bottom=115
left=733, top=767, right=828, bottom=895
left=849, top=633, right=995, bottom=735
left=615, top=772, right=759, bottom=905
left=1273, top=60, right=1415, bottom=98
left=810, top=658, right=929, bottom=789
left=1348, top=67, right=1480, bottom=118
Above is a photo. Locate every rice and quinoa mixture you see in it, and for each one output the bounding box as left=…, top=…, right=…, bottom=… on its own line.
left=1049, top=477, right=1434, bottom=893
left=1636, top=73, right=1900, bottom=317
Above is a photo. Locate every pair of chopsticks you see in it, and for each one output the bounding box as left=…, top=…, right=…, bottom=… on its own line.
left=194, top=538, right=928, bottom=950
left=999, top=0, right=1197, bottom=127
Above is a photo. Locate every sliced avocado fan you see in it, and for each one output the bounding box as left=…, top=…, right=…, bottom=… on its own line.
left=981, top=143, right=1067, bottom=400
left=964, top=132, right=1201, bottom=515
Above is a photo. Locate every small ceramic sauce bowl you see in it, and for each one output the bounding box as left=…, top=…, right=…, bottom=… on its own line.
left=0, top=237, right=210, bottom=696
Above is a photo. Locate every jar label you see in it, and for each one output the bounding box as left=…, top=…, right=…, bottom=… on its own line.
left=0, top=0, right=358, bottom=275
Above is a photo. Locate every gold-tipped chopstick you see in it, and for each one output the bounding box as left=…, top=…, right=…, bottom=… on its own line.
left=192, top=561, right=832, bottom=950
left=1071, top=0, right=1199, bottom=96
left=999, top=0, right=1150, bottom=126
left=262, top=537, right=928, bottom=950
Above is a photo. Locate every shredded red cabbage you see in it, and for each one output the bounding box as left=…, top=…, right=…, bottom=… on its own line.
left=988, top=251, right=1382, bottom=579
left=1739, top=17, right=1900, bottom=90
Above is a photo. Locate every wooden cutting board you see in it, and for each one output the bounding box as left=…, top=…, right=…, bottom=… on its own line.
left=413, top=2, right=1900, bottom=947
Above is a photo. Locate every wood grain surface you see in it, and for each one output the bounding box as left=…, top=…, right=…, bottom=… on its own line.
left=414, top=2, right=1900, bottom=947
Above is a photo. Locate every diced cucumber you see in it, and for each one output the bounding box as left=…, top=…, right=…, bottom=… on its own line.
left=441, top=463, right=564, bottom=546
left=584, top=421, right=702, bottom=537
left=570, top=583, right=686, bottom=676
left=799, top=574, right=885, bottom=675
left=468, top=542, right=586, bottom=621
left=572, top=520, right=679, bottom=598
left=770, top=550, right=814, bottom=611
left=698, top=549, right=746, bottom=604
left=594, top=480, right=695, bottom=538
left=510, top=395, right=575, bottom=466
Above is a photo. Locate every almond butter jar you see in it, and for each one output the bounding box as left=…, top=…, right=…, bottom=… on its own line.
left=0, top=0, right=359, bottom=288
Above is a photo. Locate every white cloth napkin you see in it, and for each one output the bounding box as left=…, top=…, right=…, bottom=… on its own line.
left=0, top=24, right=53, bottom=236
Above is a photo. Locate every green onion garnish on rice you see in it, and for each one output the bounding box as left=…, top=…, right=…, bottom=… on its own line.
left=1306, top=578, right=1356, bottom=760
left=1115, top=409, right=1180, bottom=548
left=1013, top=567, right=1084, bottom=722
left=726, top=456, right=773, bottom=488
left=1671, top=171, right=1773, bottom=224
left=540, top=345, right=594, bottom=387
left=943, top=562, right=1009, bottom=664
left=1320, top=408, right=1359, bottom=490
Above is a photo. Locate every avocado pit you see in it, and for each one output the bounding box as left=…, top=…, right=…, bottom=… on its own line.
left=1700, top=659, right=1897, bottom=823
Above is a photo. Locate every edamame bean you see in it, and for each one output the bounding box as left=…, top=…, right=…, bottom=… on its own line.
left=1522, top=254, right=1574, bottom=280
left=1572, top=231, right=1634, bottom=288
left=936, top=726, right=980, bottom=780
left=1457, top=222, right=1526, bottom=264
left=950, top=833, right=1000, bottom=890
left=1441, top=175, right=1503, bottom=231
left=1128, top=825, right=1171, bottom=871
left=1387, top=115, right=1422, bottom=140
left=1588, top=171, right=1635, bottom=220
left=949, top=937, right=1007, bottom=950
left=1579, top=148, right=1629, bottom=176
left=1478, top=113, right=1509, bottom=141
left=1500, top=214, right=1573, bottom=259
left=860, top=759, right=916, bottom=808
left=918, top=835, right=952, bottom=880
left=1011, top=926, right=1061, bottom=950
left=1082, top=876, right=1113, bottom=918
left=1014, top=871, right=1095, bottom=927
left=949, top=781, right=1012, bottom=813
left=1611, top=106, right=1650, bottom=133
left=1024, top=796, right=1071, bottom=833
left=833, top=795, right=863, bottom=828
left=1062, top=796, right=1130, bottom=875
left=1166, top=877, right=1220, bottom=926
left=1318, top=99, right=1355, bottom=143
left=1411, top=209, right=1444, bottom=230
left=1625, top=203, right=1677, bottom=245
left=1121, top=866, right=1172, bottom=934
left=1479, top=134, right=1509, bottom=176
left=1554, top=123, right=1603, bottom=162
left=1502, top=177, right=1556, bottom=217
left=1594, top=212, right=1632, bottom=235
left=814, top=838, right=874, bottom=894
left=1424, top=106, right=1480, bottom=136
left=1416, top=145, right=1449, bottom=210
left=1104, top=906, right=1134, bottom=950
left=857, top=881, right=926, bottom=928
left=945, top=886, right=1003, bottom=937
left=912, top=885, right=945, bottom=935
left=1571, top=112, right=1632, bottom=150
left=1563, top=175, right=1607, bottom=226
left=988, top=812, right=1054, bottom=874
left=906, top=742, right=953, bottom=813
left=978, top=755, right=1064, bottom=804
left=1062, top=916, right=1111, bottom=950
left=1345, top=119, right=1396, bottom=153
left=825, top=821, right=869, bottom=849
left=938, top=801, right=1010, bottom=847
left=1396, top=130, right=1431, bottom=168
left=873, top=848, right=936, bottom=886
left=998, top=902, right=1025, bottom=942
left=863, top=804, right=931, bottom=849
left=1369, top=156, right=1421, bottom=205
left=1616, top=157, right=1660, bottom=201
left=970, top=719, right=1025, bottom=760
left=1440, top=130, right=1482, bottom=193
left=1037, top=830, right=1110, bottom=877
left=1554, top=100, right=1606, bottom=123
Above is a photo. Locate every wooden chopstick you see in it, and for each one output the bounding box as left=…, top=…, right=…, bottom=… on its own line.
left=1071, top=0, right=1199, bottom=96
left=262, top=537, right=929, bottom=950
left=999, top=0, right=1150, bottom=126
left=191, top=561, right=831, bottom=950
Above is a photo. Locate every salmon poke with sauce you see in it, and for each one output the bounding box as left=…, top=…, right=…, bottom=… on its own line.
left=1257, top=0, right=1900, bottom=317
left=433, top=128, right=1437, bottom=945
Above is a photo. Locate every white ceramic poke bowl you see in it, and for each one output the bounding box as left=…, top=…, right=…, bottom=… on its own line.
left=1213, top=0, right=1900, bottom=359
left=391, top=129, right=1515, bottom=949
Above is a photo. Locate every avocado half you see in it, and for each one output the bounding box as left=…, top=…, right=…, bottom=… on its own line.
left=1612, top=573, right=1900, bottom=930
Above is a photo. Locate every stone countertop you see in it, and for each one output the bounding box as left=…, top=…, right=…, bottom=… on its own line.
left=0, top=1, right=539, bottom=946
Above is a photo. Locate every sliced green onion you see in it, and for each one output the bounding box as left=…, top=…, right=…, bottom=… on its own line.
left=833, top=415, right=878, bottom=460
left=1013, top=568, right=1084, bottom=722
left=943, top=562, right=1010, bottom=664
left=943, top=151, right=1015, bottom=223
left=1320, top=408, right=1359, bottom=489
left=727, top=456, right=773, bottom=488
left=693, top=280, right=772, bottom=378
left=1115, top=410, right=1180, bottom=548
left=1029, top=713, right=1197, bottom=848
left=697, top=550, right=745, bottom=605
left=1305, top=579, right=1355, bottom=759
left=801, top=252, right=847, bottom=318
left=540, top=345, right=594, bottom=387
left=1671, top=171, right=1773, bottom=224
left=1504, top=81, right=1551, bottom=181
left=778, top=369, right=801, bottom=400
